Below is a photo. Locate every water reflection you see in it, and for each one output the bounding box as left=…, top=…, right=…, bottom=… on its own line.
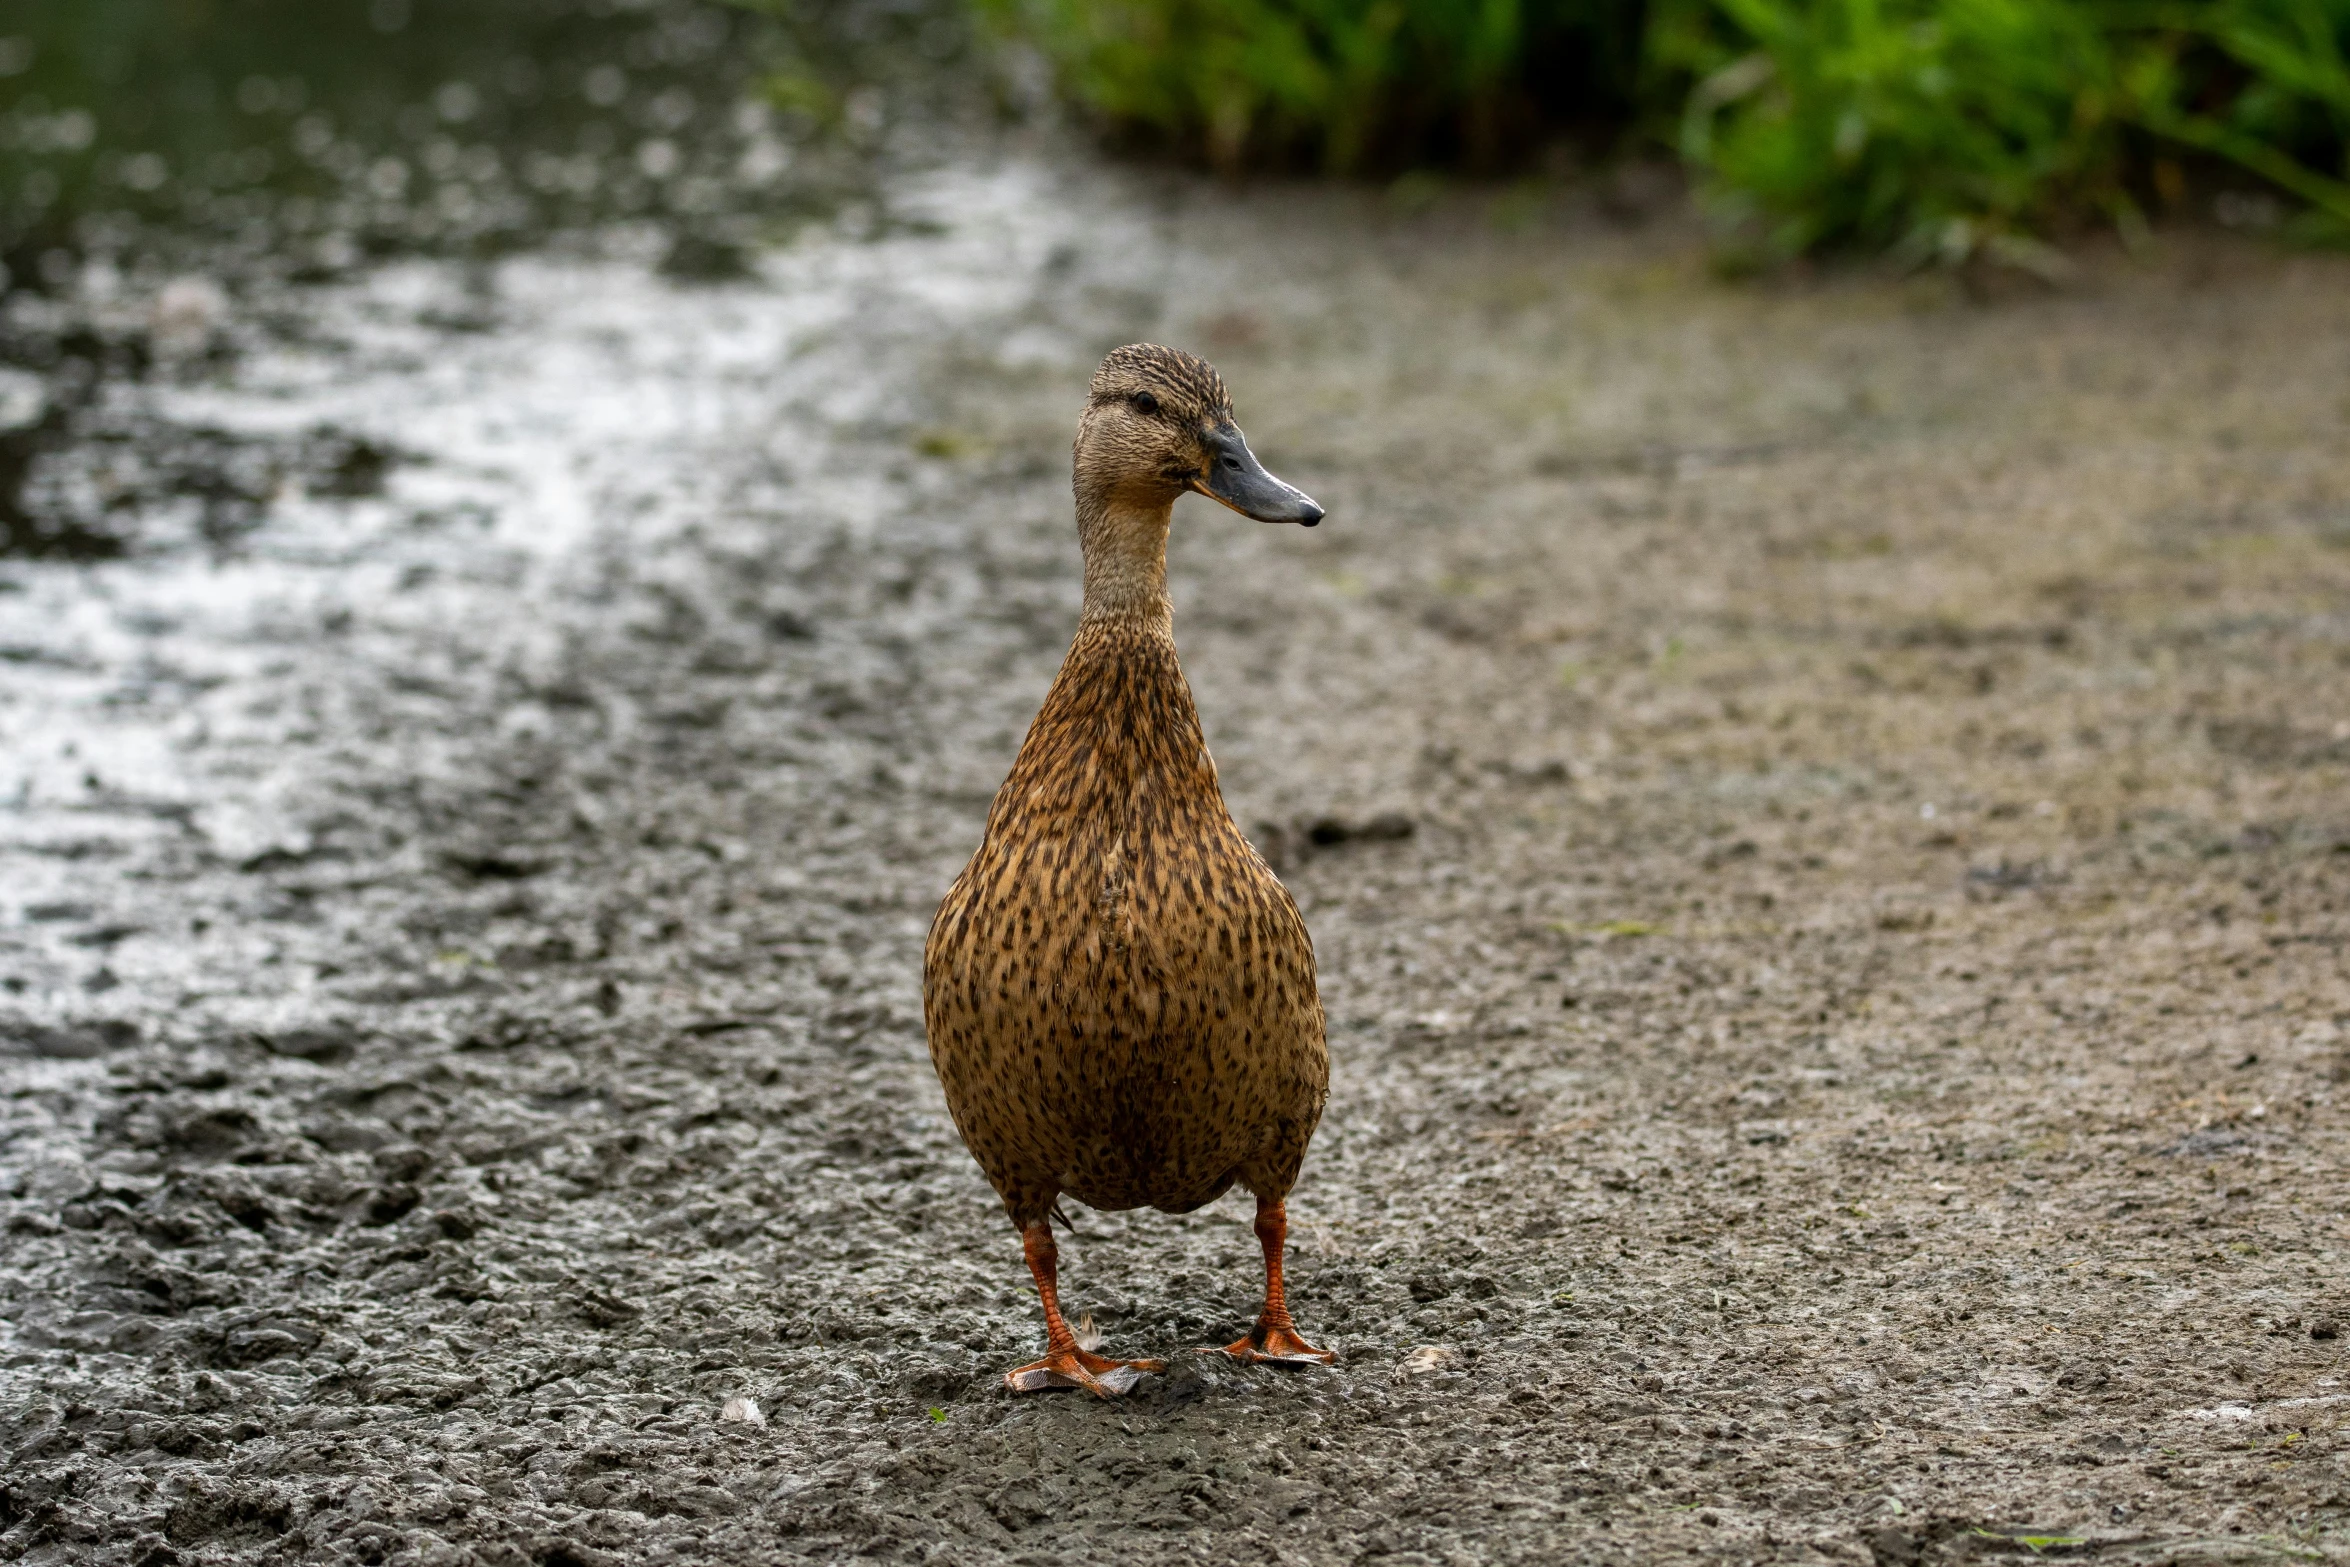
left=0, top=0, right=928, bottom=280
left=0, top=0, right=972, bottom=557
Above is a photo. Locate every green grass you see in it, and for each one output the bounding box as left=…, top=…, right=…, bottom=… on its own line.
left=983, top=0, right=2350, bottom=260
left=1662, top=0, right=2131, bottom=263
left=1666, top=0, right=2350, bottom=261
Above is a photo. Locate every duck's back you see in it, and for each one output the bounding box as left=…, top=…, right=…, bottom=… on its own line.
left=923, top=626, right=1327, bottom=1220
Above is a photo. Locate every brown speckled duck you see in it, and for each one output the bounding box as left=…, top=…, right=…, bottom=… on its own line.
left=923, top=344, right=1331, bottom=1396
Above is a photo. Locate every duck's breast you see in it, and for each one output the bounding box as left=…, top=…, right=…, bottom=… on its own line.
left=924, top=801, right=1325, bottom=1215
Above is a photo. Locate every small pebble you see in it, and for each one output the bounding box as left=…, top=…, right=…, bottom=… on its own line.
left=151, top=276, right=229, bottom=356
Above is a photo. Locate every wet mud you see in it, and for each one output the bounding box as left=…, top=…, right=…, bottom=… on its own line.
left=3, top=150, right=2350, bottom=1566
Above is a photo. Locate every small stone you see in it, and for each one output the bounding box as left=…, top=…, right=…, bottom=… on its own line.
left=574, top=1289, right=640, bottom=1329
left=1137, top=1355, right=1212, bottom=1410
left=373, top=1145, right=432, bottom=1184
left=1867, top=1526, right=1921, bottom=1567
left=151, top=276, right=229, bottom=357
left=0, top=368, right=47, bottom=434
left=1403, top=1345, right=1458, bottom=1374
left=720, top=1397, right=765, bottom=1427
left=366, top=1183, right=421, bottom=1224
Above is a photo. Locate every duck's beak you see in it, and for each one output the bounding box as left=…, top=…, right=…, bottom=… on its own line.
left=1194, top=422, right=1323, bottom=527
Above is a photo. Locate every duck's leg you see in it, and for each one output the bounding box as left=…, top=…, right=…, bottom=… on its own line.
left=1003, top=1217, right=1163, bottom=1396
left=1218, top=1195, right=1333, bottom=1365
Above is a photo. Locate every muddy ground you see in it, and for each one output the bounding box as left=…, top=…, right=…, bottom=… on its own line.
left=3, top=149, right=2348, bottom=1567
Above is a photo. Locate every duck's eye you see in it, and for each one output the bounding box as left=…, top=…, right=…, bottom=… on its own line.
left=1130, top=391, right=1159, bottom=416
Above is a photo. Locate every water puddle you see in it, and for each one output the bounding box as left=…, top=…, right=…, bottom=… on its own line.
left=1, top=0, right=955, bottom=277
left=0, top=0, right=981, bottom=560
left=0, top=152, right=1158, bottom=1037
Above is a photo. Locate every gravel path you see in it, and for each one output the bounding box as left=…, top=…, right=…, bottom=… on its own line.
left=3, top=157, right=2348, bottom=1566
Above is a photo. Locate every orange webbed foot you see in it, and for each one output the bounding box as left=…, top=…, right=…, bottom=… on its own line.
left=1216, top=1318, right=1334, bottom=1367
left=1004, top=1347, right=1165, bottom=1397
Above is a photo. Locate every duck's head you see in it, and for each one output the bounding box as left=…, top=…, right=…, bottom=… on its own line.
left=1075, top=344, right=1323, bottom=527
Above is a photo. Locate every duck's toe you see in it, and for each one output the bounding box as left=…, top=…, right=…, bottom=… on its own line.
left=1004, top=1348, right=1164, bottom=1397
left=1215, top=1319, right=1333, bottom=1367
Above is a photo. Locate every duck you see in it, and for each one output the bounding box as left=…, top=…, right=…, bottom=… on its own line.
left=923, top=343, right=1332, bottom=1396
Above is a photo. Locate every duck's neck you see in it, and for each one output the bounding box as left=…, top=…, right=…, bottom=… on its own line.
left=1077, top=497, right=1174, bottom=639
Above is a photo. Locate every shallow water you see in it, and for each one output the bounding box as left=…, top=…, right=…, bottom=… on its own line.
left=1, top=0, right=939, bottom=275
left=0, top=0, right=973, bottom=559
left=0, top=148, right=1155, bottom=999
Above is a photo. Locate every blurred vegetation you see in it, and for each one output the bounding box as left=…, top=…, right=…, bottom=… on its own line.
left=984, top=0, right=2350, bottom=259
left=1669, top=0, right=2350, bottom=262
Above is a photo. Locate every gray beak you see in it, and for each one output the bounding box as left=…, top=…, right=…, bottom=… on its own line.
left=1195, top=422, right=1323, bottom=527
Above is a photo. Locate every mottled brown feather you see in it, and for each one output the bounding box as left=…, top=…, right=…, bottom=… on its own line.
left=923, top=346, right=1327, bottom=1231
